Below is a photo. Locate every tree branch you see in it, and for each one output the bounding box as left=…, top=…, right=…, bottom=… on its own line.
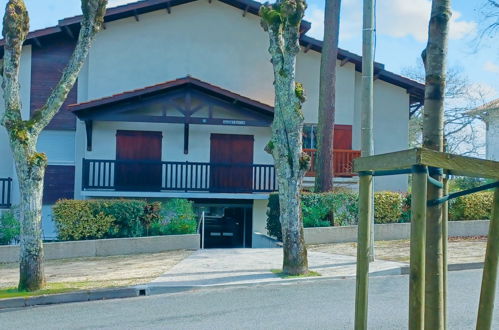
left=30, top=0, right=107, bottom=135
left=1, top=0, right=29, bottom=127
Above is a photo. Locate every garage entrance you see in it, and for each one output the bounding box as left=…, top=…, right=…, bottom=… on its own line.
left=194, top=201, right=252, bottom=248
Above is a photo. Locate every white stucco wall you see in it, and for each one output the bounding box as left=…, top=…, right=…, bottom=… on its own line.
left=79, top=0, right=356, bottom=127
left=85, top=121, right=273, bottom=165
left=486, top=112, right=499, bottom=161
left=353, top=73, right=410, bottom=192
left=252, top=199, right=269, bottom=235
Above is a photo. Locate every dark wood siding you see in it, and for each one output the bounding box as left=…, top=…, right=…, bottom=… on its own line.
left=31, top=36, right=77, bottom=130
left=115, top=130, right=163, bottom=190
left=210, top=134, right=254, bottom=192
left=43, top=165, right=75, bottom=204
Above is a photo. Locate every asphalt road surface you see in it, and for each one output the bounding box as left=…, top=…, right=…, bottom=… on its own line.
left=1, top=269, right=497, bottom=329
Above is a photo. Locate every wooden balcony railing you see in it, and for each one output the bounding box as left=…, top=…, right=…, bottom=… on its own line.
left=82, top=159, right=276, bottom=193
left=303, top=149, right=361, bottom=177
left=0, top=178, right=12, bottom=209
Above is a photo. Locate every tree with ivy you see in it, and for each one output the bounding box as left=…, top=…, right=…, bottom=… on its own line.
left=1, top=0, right=107, bottom=291
left=259, top=0, right=310, bottom=275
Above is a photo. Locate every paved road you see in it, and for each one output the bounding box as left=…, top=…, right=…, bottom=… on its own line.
left=1, top=270, right=497, bottom=329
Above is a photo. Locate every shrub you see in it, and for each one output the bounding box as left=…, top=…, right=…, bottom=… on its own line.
left=150, top=199, right=197, bottom=235
left=449, top=177, right=487, bottom=193
left=400, top=193, right=412, bottom=223
left=91, top=200, right=149, bottom=238
left=0, top=210, right=20, bottom=245
left=449, top=192, right=493, bottom=221
left=374, top=192, right=404, bottom=224
left=53, top=199, right=163, bottom=240
left=53, top=200, right=115, bottom=241
left=266, top=191, right=359, bottom=240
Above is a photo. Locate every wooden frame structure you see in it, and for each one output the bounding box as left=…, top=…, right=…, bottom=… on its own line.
left=353, top=147, right=499, bottom=330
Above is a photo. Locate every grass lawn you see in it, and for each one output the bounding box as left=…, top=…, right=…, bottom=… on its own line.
left=0, top=250, right=193, bottom=299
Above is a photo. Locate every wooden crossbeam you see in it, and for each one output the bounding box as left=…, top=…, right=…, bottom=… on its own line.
left=242, top=5, right=249, bottom=17
left=353, top=148, right=499, bottom=179
left=340, top=57, right=350, bottom=66
left=64, top=26, right=75, bottom=39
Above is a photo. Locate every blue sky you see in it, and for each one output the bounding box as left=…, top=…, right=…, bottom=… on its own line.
left=0, top=0, right=497, bottom=102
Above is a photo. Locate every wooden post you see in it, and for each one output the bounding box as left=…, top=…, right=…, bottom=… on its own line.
left=409, top=165, right=427, bottom=330
left=476, top=186, right=499, bottom=330
left=361, top=0, right=375, bottom=263
left=355, top=172, right=373, bottom=330
left=442, top=177, right=449, bottom=329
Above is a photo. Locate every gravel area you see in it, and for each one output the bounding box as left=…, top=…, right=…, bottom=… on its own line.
left=308, top=237, right=488, bottom=264
left=0, top=250, right=193, bottom=289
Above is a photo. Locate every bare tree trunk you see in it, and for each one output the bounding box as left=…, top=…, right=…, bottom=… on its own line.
left=422, top=0, right=451, bottom=328
left=315, top=0, right=341, bottom=193
left=15, top=144, right=47, bottom=290
left=1, top=0, right=107, bottom=291
left=260, top=0, right=309, bottom=275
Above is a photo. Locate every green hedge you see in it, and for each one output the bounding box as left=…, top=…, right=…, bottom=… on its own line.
left=374, top=191, right=404, bottom=224
left=0, top=210, right=20, bottom=245
left=266, top=191, right=358, bottom=240
left=265, top=189, right=492, bottom=240
left=449, top=192, right=493, bottom=221
left=52, top=199, right=197, bottom=241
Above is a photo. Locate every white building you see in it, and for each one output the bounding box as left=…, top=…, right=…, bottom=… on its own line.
left=470, top=98, right=499, bottom=161
left=0, top=0, right=424, bottom=246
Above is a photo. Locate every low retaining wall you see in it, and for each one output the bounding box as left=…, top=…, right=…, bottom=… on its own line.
left=0, top=234, right=200, bottom=263
left=304, top=220, right=490, bottom=245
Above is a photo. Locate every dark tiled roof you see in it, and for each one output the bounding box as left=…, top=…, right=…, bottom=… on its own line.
left=69, top=76, right=274, bottom=114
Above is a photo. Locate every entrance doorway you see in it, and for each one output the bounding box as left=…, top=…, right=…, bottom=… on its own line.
left=196, top=201, right=252, bottom=248
left=115, top=130, right=162, bottom=191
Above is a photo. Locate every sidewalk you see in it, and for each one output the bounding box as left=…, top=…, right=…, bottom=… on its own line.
left=147, top=248, right=405, bottom=292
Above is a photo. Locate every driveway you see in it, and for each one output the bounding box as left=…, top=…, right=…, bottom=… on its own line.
left=148, top=248, right=405, bottom=290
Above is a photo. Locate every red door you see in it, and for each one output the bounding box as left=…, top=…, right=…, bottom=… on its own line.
left=115, top=130, right=162, bottom=191
left=210, top=134, right=254, bottom=193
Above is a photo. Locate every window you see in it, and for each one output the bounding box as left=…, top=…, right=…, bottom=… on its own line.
left=303, top=124, right=317, bottom=149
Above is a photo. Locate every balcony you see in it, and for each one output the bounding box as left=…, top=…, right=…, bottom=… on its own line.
left=82, top=159, right=276, bottom=194
left=0, top=178, right=12, bottom=209
left=303, top=149, right=361, bottom=177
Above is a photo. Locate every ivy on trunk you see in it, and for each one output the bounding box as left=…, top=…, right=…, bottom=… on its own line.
left=1, top=0, right=107, bottom=291
left=259, top=0, right=310, bottom=275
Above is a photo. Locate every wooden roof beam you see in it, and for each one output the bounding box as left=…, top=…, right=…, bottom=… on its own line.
left=340, top=57, right=350, bottom=66
left=133, top=10, right=140, bottom=21
left=166, top=1, right=171, bottom=14
left=64, top=26, right=74, bottom=39
left=303, top=43, right=312, bottom=53
left=33, top=37, right=42, bottom=48
left=242, top=5, right=250, bottom=17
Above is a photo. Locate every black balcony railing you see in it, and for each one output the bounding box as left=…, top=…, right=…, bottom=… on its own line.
left=0, top=178, right=12, bottom=209
left=82, top=159, right=277, bottom=193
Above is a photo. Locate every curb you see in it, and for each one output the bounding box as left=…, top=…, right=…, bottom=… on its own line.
left=400, top=262, right=484, bottom=275
left=146, top=266, right=405, bottom=296
left=0, top=262, right=484, bottom=310
left=0, top=287, right=145, bottom=310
